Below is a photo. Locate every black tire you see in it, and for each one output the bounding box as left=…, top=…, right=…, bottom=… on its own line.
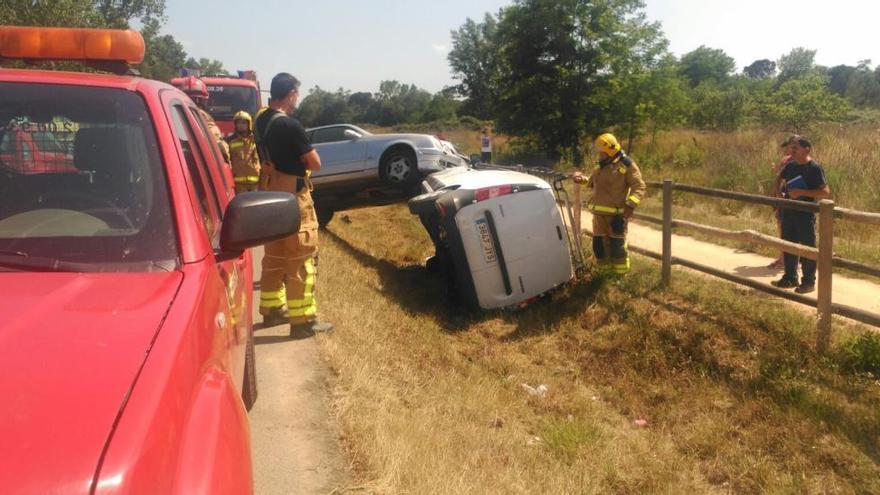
left=242, top=327, right=258, bottom=412
left=316, top=207, right=334, bottom=229
left=380, top=148, right=420, bottom=188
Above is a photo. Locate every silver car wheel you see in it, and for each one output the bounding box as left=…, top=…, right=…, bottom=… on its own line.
left=387, top=155, right=412, bottom=183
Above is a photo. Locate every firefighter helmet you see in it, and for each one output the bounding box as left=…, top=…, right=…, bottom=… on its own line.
left=182, top=76, right=208, bottom=102
left=594, top=133, right=621, bottom=157
left=232, top=110, right=253, bottom=124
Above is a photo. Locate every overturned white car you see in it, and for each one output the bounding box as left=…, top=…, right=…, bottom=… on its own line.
left=409, top=165, right=581, bottom=310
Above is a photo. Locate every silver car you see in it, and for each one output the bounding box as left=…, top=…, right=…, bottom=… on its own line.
left=305, top=124, right=467, bottom=226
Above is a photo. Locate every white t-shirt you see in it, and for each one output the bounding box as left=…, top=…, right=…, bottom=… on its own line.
left=480, top=135, right=492, bottom=152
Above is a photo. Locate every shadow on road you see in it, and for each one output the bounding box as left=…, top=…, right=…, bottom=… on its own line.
left=733, top=264, right=783, bottom=277
left=254, top=334, right=292, bottom=346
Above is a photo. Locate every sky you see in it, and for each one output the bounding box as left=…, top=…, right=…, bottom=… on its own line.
left=161, top=0, right=880, bottom=96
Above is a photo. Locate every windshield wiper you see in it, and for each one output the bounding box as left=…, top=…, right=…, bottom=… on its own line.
left=0, top=251, right=83, bottom=272
left=0, top=250, right=28, bottom=257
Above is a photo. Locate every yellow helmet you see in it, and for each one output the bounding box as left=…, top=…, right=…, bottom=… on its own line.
left=594, top=133, right=621, bottom=156
left=233, top=110, right=252, bottom=130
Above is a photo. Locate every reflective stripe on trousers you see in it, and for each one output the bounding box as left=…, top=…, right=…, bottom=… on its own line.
left=260, top=288, right=286, bottom=309
left=287, top=258, right=317, bottom=318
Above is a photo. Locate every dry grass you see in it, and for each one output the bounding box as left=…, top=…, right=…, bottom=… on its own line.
left=315, top=204, right=880, bottom=494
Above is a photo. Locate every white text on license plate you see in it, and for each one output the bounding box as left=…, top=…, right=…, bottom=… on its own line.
left=475, top=218, right=497, bottom=263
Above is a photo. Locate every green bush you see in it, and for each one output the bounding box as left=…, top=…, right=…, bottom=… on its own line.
left=839, top=333, right=880, bottom=377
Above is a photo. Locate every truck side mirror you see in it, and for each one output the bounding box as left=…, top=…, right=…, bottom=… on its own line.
left=217, top=192, right=300, bottom=260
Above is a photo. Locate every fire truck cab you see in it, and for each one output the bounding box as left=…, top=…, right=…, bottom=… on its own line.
left=171, top=70, right=262, bottom=136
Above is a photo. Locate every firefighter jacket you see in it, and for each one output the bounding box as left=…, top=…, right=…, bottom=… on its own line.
left=585, top=153, right=646, bottom=216
left=198, top=107, right=230, bottom=163
left=226, top=133, right=261, bottom=185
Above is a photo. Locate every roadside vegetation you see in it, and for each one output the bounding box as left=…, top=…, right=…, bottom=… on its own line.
left=318, top=204, right=880, bottom=494
left=627, top=124, right=880, bottom=269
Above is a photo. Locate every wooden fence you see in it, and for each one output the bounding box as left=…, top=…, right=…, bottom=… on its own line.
left=572, top=179, right=880, bottom=353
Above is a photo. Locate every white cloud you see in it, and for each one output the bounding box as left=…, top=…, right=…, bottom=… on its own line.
left=431, top=44, right=448, bottom=54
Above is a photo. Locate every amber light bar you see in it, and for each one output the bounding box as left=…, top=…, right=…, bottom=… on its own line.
left=0, top=26, right=145, bottom=64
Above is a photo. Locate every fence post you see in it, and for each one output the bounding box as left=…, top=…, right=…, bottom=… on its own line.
left=816, top=199, right=834, bottom=353
left=661, top=179, right=673, bottom=286
left=573, top=181, right=582, bottom=238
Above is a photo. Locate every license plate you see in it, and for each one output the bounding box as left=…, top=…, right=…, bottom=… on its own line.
left=475, top=218, right=497, bottom=263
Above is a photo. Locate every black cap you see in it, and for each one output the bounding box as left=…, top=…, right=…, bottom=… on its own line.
left=270, top=73, right=300, bottom=101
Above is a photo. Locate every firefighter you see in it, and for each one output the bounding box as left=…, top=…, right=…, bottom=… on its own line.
left=572, top=133, right=646, bottom=275
left=181, top=76, right=230, bottom=163
left=254, top=73, right=333, bottom=337
left=225, top=111, right=261, bottom=193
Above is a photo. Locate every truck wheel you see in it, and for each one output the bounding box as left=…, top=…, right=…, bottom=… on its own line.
left=380, top=148, right=420, bottom=188
left=316, top=207, right=334, bottom=229
left=242, top=327, right=258, bottom=411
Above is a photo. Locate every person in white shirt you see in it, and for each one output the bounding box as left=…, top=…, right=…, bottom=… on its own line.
left=479, top=128, right=493, bottom=163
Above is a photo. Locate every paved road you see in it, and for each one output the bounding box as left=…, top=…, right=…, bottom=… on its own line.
left=581, top=212, right=880, bottom=318
left=248, top=247, right=347, bottom=495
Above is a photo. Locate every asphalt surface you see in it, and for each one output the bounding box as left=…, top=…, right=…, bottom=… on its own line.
left=248, top=247, right=348, bottom=495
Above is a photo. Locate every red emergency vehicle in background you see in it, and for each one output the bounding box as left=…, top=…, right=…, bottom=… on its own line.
left=170, top=70, right=262, bottom=135
left=0, top=26, right=297, bottom=494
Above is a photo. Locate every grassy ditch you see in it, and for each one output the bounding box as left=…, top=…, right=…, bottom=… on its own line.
left=316, top=204, right=880, bottom=494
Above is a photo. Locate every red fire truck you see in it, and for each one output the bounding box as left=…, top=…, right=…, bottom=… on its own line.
left=171, top=70, right=262, bottom=135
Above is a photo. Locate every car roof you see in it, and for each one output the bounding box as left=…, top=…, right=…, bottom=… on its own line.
left=306, top=123, right=361, bottom=131
left=1, top=67, right=175, bottom=94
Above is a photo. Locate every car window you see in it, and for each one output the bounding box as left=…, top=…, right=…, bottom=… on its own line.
left=205, top=85, right=258, bottom=121
left=311, top=127, right=349, bottom=144
left=0, top=82, right=178, bottom=272
left=0, top=131, right=13, bottom=152
left=169, top=104, right=221, bottom=247
left=187, top=106, right=231, bottom=192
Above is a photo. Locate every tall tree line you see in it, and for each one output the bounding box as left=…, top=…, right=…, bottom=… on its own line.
left=447, top=0, right=871, bottom=164
left=0, top=1, right=226, bottom=82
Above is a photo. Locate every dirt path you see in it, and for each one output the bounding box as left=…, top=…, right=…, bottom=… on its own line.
left=248, top=247, right=348, bottom=495
left=580, top=212, right=880, bottom=318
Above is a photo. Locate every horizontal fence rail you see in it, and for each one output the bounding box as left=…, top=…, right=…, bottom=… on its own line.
left=565, top=177, right=880, bottom=353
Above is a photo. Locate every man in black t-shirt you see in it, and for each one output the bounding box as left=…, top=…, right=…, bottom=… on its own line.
left=771, top=136, right=832, bottom=294
left=256, top=73, right=333, bottom=337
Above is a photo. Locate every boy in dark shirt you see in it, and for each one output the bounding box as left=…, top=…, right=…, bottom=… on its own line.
left=771, top=137, right=832, bottom=294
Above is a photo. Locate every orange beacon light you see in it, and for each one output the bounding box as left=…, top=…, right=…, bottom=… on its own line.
left=0, top=26, right=145, bottom=64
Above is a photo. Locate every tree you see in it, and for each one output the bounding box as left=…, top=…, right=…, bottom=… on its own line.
left=689, top=78, right=751, bottom=130
left=744, top=59, right=776, bottom=79
left=489, top=0, right=667, bottom=165
left=843, top=60, right=880, bottom=107
left=777, top=47, right=817, bottom=83
left=615, top=55, right=691, bottom=147
left=761, top=74, right=850, bottom=131
left=0, top=0, right=164, bottom=28
left=827, top=64, right=856, bottom=96
left=448, top=13, right=502, bottom=119
left=424, top=93, right=461, bottom=122
left=297, top=87, right=354, bottom=128
left=138, top=17, right=186, bottom=81
left=679, top=45, right=736, bottom=87
left=184, top=57, right=228, bottom=76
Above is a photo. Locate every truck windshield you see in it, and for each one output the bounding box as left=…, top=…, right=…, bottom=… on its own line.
left=0, top=83, right=178, bottom=272
left=206, top=85, right=258, bottom=120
